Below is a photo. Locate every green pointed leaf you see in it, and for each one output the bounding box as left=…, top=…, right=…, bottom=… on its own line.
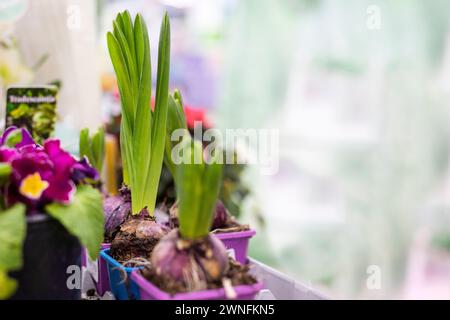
left=131, top=13, right=153, bottom=214
left=120, top=122, right=131, bottom=185
left=175, top=136, right=223, bottom=240
left=113, top=20, right=138, bottom=103
left=91, top=127, right=105, bottom=173
left=173, top=89, right=187, bottom=129
left=177, top=138, right=203, bottom=239
left=197, top=152, right=222, bottom=236
left=164, top=91, right=187, bottom=186
left=79, top=127, right=105, bottom=174
left=107, top=31, right=134, bottom=130
left=79, top=128, right=91, bottom=160
left=108, top=11, right=172, bottom=216
left=46, top=185, right=104, bottom=260
left=121, top=11, right=136, bottom=68
left=115, top=12, right=125, bottom=32
left=143, top=13, right=170, bottom=213
left=107, top=26, right=135, bottom=192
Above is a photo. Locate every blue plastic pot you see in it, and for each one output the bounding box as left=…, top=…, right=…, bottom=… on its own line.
left=100, top=249, right=143, bottom=300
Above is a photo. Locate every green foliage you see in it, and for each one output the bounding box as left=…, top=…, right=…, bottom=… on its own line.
left=176, top=136, right=223, bottom=240
left=79, top=127, right=105, bottom=174
left=0, top=204, right=26, bottom=271
left=0, top=271, right=17, bottom=300
left=32, top=103, right=57, bottom=143
left=107, top=11, right=171, bottom=215
left=0, top=204, right=26, bottom=299
left=164, top=90, right=188, bottom=181
left=0, top=164, right=11, bottom=188
left=219, top=156, right=251, bottom=219
left=46, top=185, right=104, bottom=260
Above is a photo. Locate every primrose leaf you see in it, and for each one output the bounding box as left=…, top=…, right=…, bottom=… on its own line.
left=46, top=185, right=104, bottom=260
left=0, top=204, right=26, bottom=271
left=0, top=270, right=18, bottom=300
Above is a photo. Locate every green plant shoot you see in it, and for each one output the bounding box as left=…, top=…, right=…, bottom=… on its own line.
left=164, top=89, right=187, bottom=182
left=176, top=136, right=223, bottom=240
left=79, top=127, right=105, bottom=174
left=107, top=11, right=171, bottom=215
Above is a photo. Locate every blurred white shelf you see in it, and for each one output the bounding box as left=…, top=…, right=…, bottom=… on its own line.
left=250, top=258, right=327, bottom=300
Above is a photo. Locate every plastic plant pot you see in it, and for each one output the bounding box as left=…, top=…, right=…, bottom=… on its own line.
left=9, top=214, right=82, bottom=300
left=215, top=229, right=256, bottom=264
left=100, top=249, right=143, bottom=300
left=82, top=243, right=111, bottom=296
left=131, top=269, right=264, bottom=300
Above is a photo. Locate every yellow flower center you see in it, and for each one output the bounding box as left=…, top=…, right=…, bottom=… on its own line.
left=19, top=172, right=49, bottom=200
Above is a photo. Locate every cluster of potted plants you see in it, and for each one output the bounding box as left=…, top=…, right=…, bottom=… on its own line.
left=130, top=135, right=263, bottom=299
left=96, top=11, right=261, bottom=300
left=0, top=127, right=104, bottom=299
left=0, top=10, right=261, bottom=300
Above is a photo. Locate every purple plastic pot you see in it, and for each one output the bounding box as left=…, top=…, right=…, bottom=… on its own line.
left=215, top=229, right=256, bottom=264
left=82, top=242, right=111, bottom=295
left=131, top=270, right=264, bottom=300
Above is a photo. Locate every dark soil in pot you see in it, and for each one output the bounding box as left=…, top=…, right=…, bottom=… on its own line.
left=109, top=216, right=166, bottom=263
left=140, top=258, right=257, bottom=294
left=9, top=214, right=82, bottom=300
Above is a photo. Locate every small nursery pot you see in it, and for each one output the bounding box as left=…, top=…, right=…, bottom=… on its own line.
left=10, top=214, right=82, bottom=300
left=131, top=270, right=263, bottom=300
left=82, top=243, right=111, bottom=296
left=100, top=249, right=143, bottom=300
left=215, top=229, right=256, bottom=264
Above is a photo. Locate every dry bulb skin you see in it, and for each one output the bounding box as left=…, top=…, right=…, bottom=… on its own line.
left=110, top=210, right=170, bottom=264
left=119, top=218, right=168, bottom=240
left=211, top=200, right=228, bottom=230
left=151, top=229, right=229, bottom=289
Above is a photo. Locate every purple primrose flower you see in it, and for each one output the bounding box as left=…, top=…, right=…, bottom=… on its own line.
left=0, top=126, right=99, bottom=210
